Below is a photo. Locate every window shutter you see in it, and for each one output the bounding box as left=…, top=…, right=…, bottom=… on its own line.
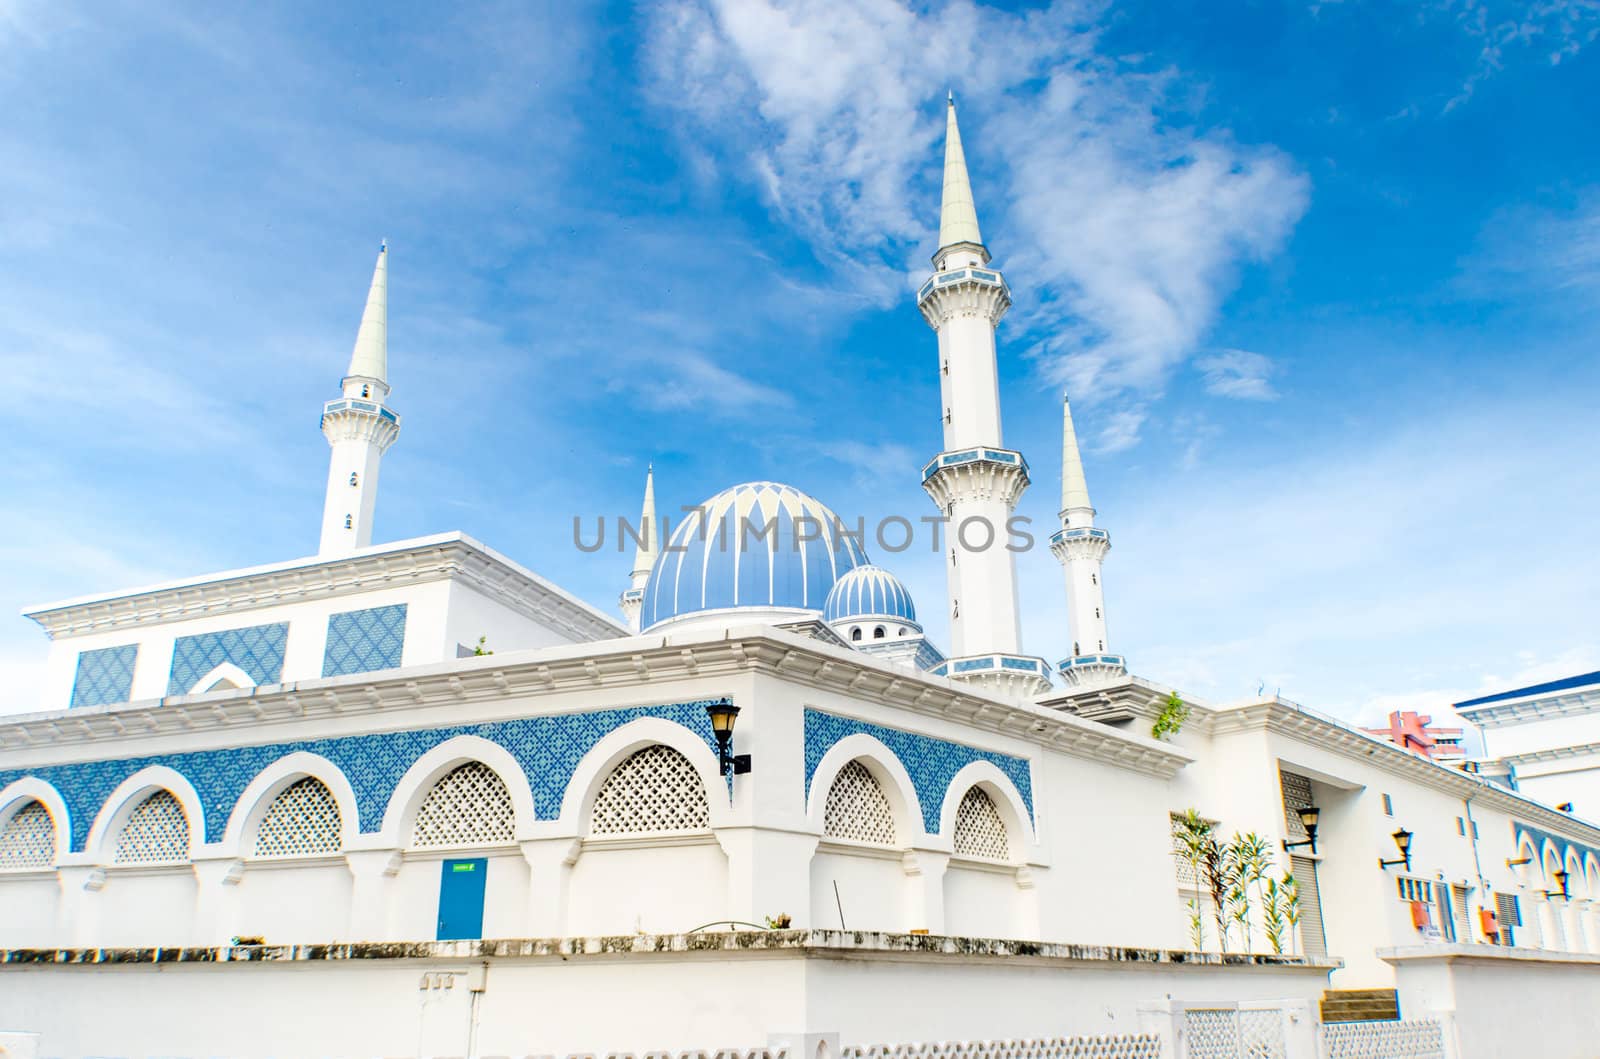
left=1290, top=855, right=1327, bottom=959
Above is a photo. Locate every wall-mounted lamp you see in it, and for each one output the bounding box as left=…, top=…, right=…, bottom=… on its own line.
left=1282, top=806, right=1321, bottom=855
left=1506, top=855, right=1533, bottom=868
left=1545, top=869, right=1570, bottom=901
left=1378, top=827, right=1413, bottom=871
left=706, top=703, right=752, bottom=776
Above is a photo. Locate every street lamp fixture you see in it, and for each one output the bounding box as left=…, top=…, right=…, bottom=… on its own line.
left=1282, top=806, right=1321, bottom=855
left=1378, top=828, right=1413, bottom=871
left=1546, top=869, right=1571, bottom=901
left=706, top=702, right=752, bottom=776
left=1506, top=855, right=1533, bottom=868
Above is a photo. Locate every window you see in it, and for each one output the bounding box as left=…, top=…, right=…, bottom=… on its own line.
left=873, top=626, right=886, bottom=639
left=1495, top=892, right=1521, bottom=946
left=114, top=790, right=190, bottom=865
left=1382, top=793, right=1394, bottom=816
left=254, top=777, right=342, bottom=856
left=0, top=801, right=56, bottom=868
left=1398, top=877, right=1434, bottom=903
left=1457, top=817, right=1465, bottom=836
left=952, top=787, right=1009, bottom=861
left=589, top=745, right=710, bottom=836
left=823, top=761, right=895, bottom=846
left=1472, top=821, right=1480, bottom=839
left=1091, top=573, right=1097, bottom=585
left=1170, top=813, right=1218, bottom=890
left=1094, top=607, right=1100, bottom=618
left=411, top=763, right=515, bottom=848
left=1280, top=770, right=1315, bottom=843
left=850, top=627, right=862, bottom=642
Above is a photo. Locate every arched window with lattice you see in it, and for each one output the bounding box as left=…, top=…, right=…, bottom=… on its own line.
left=823, top=760, right=896, bottom=846
left=411, top=762, right=516, bottom=848
left=254, top=777, right=343, bottom=856
left=952, top=786, right=1010, bottom=861
left=589, top=744, right=711, bottom=836
left=0, top=800, right=56, bottom=868
left=114, top=790, right=191, bottom=864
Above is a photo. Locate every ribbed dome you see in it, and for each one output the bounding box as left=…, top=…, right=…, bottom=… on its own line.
left=823, top=564, right=919, bottom=628
left=640, top=482, right=869, bottom=630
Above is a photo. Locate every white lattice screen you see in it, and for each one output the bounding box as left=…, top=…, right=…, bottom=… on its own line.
left=254, top=777, right=343, bottom=856
left=1322, top=1019, right=1445, bottom=1059
left=842, top=1036, right=1162, bottom=1059
left=1280, top=770, right=1314, bottom=841
left=589, top=744, right=711, bottom=835
left=1170, top=813, right=1218, bottom=889
left=952, top=786, right=1009, bottom=860
left=411, top=762, right=516, bottom=848
left=0, top=800, right=56, bottom=868
left=114, top=790, right=191, bottom=864
left=824, top=760, right=896, bottom=845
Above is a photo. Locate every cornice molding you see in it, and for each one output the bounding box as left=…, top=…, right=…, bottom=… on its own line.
left=1455, top=686, right=1600, bottom=729
left=23, top=534, right=627, bottom=644
left=0, top=626, right=1192, bottom=780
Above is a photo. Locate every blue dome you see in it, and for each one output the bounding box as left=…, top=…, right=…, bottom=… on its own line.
left=823, top=565, right=919, bottom=627
left=640, top=482, right=869, bottom=630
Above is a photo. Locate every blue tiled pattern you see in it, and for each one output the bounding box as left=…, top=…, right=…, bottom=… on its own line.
left=70, top=645, right=139, bottom=708
left=323, top=604, right=407, bottom=677
left=0, top=700, right=726, bottom=851
left=803, top=709, right=1033, bottom=833
left=168, top=624, right=289, bottom=695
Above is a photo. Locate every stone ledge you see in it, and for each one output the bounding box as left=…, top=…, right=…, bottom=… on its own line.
left=1378, top=942, right=1600, bottom=967
left=0, top=929, right=1341, bottom=971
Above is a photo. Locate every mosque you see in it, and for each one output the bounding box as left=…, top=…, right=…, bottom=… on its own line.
left=0, top=101, right=1597, bottom=1059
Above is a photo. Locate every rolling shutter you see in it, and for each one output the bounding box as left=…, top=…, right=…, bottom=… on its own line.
left=1291, top=855, right=1328, bottom=959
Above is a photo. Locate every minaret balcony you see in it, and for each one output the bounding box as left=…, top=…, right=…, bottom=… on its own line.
left=320, top=397, right=402, bottom=449
left=921, top=448, right=1030, bottom=509
left=1057, top=653, right=1129, bottom=688
left=921, top=446, right=1028, bottom=481
left=321, top=397, right=400, bottom=425
left=620, top=588, right=645, bottom=605
left=1049, top=525, right=1112, bottom=562
left=930, top=652, right=1053, bottom=697
left=917, top=266, right=1011, bottom=328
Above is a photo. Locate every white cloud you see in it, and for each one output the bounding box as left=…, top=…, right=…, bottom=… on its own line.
left=1434, top=0, right=1600, bottom=109
left=1195, top=349, right=1280, bottom=400
left=649, top=0, right=1309, bottom=413
left=1093, top=407, right=1149, bottom=453
left=613, top=350, right=794, bottom=417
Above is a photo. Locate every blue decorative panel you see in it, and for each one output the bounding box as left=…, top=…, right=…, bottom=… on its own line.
left=70, top=645, right=139, bottom=708
left=0, top=699, right=727, bottom=851
left=803, top=709, right=1033, bottom=833
left=168, top=623, right=289, bottom=696
left=323, top=604, right=407, bottom=677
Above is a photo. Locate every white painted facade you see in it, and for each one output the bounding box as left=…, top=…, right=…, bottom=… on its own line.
left=1456, top=671, right=1600, bottom=820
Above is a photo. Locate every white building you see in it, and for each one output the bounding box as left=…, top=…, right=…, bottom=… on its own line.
left=1, top=100, right=1597, bottom=1059
left=1456, top=671, right=1600, bottom=821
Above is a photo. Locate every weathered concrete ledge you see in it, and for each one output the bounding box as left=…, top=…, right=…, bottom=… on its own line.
left=1379, top=942, right=1600, bottom=967
left=0, top=929, right=1340, bottom=971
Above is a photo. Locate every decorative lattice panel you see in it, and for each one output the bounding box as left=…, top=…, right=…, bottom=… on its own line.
left=589, top=744, right=711, bottom=835
left=952, top=786, right=1009, bottom=860
left=1171, top=813, right=1219, bottom=889
left=1280, top=770, right=1314, bottom=841
left=1239, top=1009, right=1286, bottom=1059
left=0, top=800, right=56, bottom=868
left=411, top=762, right=516, bottom=848
left=1322, top=1019, right=1445, bottom=1059
left=824, top=760, right=896, bottom=845
left=1184, top=1009, right=1241, bottom=1059
left=254, top=777, right=342, bottom=856
left=841, top=1036, right=1162, bottom=1059
left=71, top=644, right=139, bottom=708
left=114, top=790, right=190, bottom=864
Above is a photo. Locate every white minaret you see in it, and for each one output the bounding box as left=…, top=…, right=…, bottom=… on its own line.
left=318, top=243, right=401, bottom=556
left=619, top=465, right=658, bottom=631
left=1051, top=394, right=1127, bottom=687
left=919, top=98, right=1050, bottom=698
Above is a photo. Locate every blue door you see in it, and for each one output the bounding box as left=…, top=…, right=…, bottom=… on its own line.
left=437, top=857, right=487, bottom=940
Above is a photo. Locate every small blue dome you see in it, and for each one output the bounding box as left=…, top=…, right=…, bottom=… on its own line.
left=823, top=564, right=919, bottom=627
left=640, top=482, right=869, bottom=630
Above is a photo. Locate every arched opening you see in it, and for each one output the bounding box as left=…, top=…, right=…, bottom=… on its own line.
left=569, top=743, right=725, bottom=936
left=873, top=626, right=886, bottom=639
left=114, top=790, right=190, bottom=865
left=0, top=797, right=61, bottom=945
left=812, top=758, right=906, bottom=931
left=823, top=760, right=896, bottom=846
left=102, top=788, right=196, bottom=948
left=944, top=784, right=1022, bottom=938
left=236, top=775, right=350, bottom=944
left=254, top=777, right=343, bottom=857
left=850, top=627, right=862, bottom=642
left=411, top=763, right=515, bottom=849
left=0, top=799, right=56, bottom=869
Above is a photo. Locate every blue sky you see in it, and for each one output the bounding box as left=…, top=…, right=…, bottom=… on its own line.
left=1, top=0, right=1596, bottom=719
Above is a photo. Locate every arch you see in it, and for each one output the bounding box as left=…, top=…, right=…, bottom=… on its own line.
left=589, top=745, right=711, bottom=836
left=559, top=716, right=728, bottom=831
left=221, top=752, right=360, bottom=855
left=850, top=627, right=862, bottom=642
left=807, top=733, right=923, bottom=846
left=188, top=662, right=255, bottom=695
left=379, top=735, right=537, bottom=846
left=1586, top=853, right=1600, bottom=898
left=1542, top=840, right=1566, bottom=887
left=0, top=777, right=71, bottom=865
left=87, top=766, right=205, bottom=863
left=1565, top=848, right=1586, bottom=898
left=1511, top=833, right=1540, bottom=889
left=873, top=626, right=886, bottom=639
left=937, top=760, right=1035, bottom=857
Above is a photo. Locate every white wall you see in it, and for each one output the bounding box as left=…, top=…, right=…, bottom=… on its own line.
left=944, top=863, right=1022, bottom=939
left=567, top=841, right=729, bottom=936
left=95, top=870, right=197, bottom=948
left=233, top=861, right=353, bottom=944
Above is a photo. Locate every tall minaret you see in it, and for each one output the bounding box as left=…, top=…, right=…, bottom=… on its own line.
left=1050, top=395, right=1126, bottom=687
left=919, top=97, right=1050, bottom=698
left=318, top=244, right=402, bottom=556
left=619, top=465, right=658, bottom=631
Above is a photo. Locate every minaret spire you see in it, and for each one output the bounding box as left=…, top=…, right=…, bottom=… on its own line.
left=1050, top=395, right=1126, bottom=687
left=917, top=98, right=1050, bottom=698
left=935, top=96, right=989, bottom=269
left=318, top=243, right=401, bottom=556
left=619, top=465, right=658, bottom=631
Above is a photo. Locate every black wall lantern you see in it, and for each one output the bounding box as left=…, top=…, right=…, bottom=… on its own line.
left=706, top=702, right=752, bottom=776
left=1282, top=806, right=1321, bottom=855
left=1378, top=827, right=1413, bottom=871
left=1546, top=869, right=1571, bottom=901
